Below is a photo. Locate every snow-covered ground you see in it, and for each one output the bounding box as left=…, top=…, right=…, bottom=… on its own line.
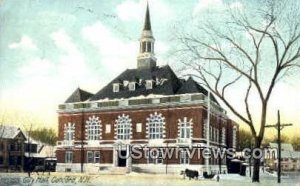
left=0, top=172, right=299, bottom=186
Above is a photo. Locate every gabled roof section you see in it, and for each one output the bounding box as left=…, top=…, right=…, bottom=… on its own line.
left=65, top=88, right=94, bottom=103
left=0, top=125, right=25, bottom=140
left=90, top=65, right=181, bottom=100
left=176, top=77, right=208, bottom=95
left=176, top=77, right=218, bottom=103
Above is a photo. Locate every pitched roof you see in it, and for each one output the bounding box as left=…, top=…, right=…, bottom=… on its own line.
left=65, top=88, right=94, bottom=103
left=89, top=65, right=217, bottom=102
left=90, top=65, right=181, bottom=100
left=176, top=77, right=208, bottom=95
left=0, top=125, right=24, bottom=139
left=176, top=77, right=218, bottom=102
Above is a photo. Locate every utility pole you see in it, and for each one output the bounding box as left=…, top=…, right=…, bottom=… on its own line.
left=265, top=110, right=292, bottom=183
left=249, top=142, right=252, bottom=178
left=205, top=91, right=211, bottom=174
left=218, top=118, right=221, bottom=174
left=81, top=112, right=84, bottom=173
left=165, top=130, right=170, bottom=175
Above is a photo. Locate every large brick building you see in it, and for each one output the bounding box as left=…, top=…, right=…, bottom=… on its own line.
left=56, top=3, right=238, bottom=174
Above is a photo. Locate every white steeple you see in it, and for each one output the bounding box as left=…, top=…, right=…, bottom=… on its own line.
left=137, top=2, right=157, bottom=69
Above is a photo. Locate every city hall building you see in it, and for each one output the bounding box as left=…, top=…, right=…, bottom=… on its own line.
left=56, top=4, right=239, bottom=174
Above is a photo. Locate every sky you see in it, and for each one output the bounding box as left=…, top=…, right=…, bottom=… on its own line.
left=0, top=0, right=299, bottom=137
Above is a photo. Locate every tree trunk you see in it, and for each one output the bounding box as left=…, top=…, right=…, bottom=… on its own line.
left=252, top=137, right=262, bottom=182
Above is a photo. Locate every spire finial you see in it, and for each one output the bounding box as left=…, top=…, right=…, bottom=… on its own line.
left=137, top=1, right=156, bottom=69
left=144, top=1, right=151, bottom=31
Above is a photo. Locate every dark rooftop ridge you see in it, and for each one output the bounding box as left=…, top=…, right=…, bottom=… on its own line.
left=65, top=88, right=94, bottom=103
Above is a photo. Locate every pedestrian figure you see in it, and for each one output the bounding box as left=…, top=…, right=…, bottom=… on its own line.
left=216, top=174, right=220, bottom=182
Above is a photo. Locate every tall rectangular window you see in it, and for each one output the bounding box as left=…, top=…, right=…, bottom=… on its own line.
left=65, top=151, right=73, bottom=163
left=94, top=151, right=100, bottom=163
left=233, top=127, right=237, bottom=148
left=87, top=151, right=94, bottom=163
left=129, top=82, right=135, bottom=91
left=180, top=149, right=189, bottom=164
left=210, top=126, right=213, bottom=141
left=147, top=42, right=151, bottom=52
left=142, top=42, right=146, bottom=53
left=148, top=149, right=163, bottom=164
left=113, top=83, right=119, bottom=93
left=222, top=127, right=226, bottom=144
left=145, top=80, right=153, bottom=90
left=64, top=122, right=75, bottom=142
left=179, top=117, right=192, bottom=139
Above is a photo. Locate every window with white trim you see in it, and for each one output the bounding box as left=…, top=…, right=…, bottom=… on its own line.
left=178, top=117, right=192, bottom=139
left=233, top=126, right=237, bottom=148
left=214, top=128, right=218, bottom=142
left=145, top=80, right=153, bottom=90
left=64, top=122, right=75, bottom=141
left=221, top=128, right=225, bottom=145
left=180, top=149, right=190, bottom=164
left=87, top=151, right=93, bottom=163
left=148, top=148, right=163, bottom=164
left=203, top=119, right=207, bottom=138
left=146, top=112, right=165, bottom=139
left=113, top=83, right=119, bottom=92
left=86, top=116, right=101, bottom=140
left=115, top=114, right=132, bottom=140
left=123, top=80, right=129, bottom=87
left=65, top=151, right=73, bottom=163
left=210, top=126, right=213, bottom=141
left=94, top=151, right=100, bottom=163
left=128, top=82, right=135, bottom=91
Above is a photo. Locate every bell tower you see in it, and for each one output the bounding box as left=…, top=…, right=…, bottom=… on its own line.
left=137, top=2, right=157, bottom=69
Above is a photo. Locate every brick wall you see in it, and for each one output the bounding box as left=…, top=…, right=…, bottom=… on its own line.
left=58, top=105, right=205, bottom=141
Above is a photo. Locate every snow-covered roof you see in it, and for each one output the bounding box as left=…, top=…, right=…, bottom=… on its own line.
left=24, top=152, right=44, bottom=158
left=39, top=145, right=56, bottom=158
left=0, top=125, right=24, bottom=139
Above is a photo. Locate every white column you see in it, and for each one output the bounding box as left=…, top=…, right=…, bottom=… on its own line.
left=113, top=146, right=117, bottom=167
left=126, top=144, right=132, bottom=172
left=206, top=91, right=211, bottom=173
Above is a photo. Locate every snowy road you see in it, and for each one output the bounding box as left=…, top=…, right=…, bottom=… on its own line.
left=0, top=172, right=299, bottom=186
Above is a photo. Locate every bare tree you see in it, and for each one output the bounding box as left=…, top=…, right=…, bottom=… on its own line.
left=175, top=0, right=300, bottom=182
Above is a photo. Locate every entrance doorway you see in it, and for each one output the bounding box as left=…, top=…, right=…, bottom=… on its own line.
left=118, top=150, right=127, bottom=167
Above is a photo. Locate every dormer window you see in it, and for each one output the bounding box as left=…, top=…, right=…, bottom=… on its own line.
left=129, top=82, right=136, bottom=91
left=123, top=80, right=129, bottom=87
left=113, top=83, right=119, bottom=93
left=146, top=80, right=153, bottom=90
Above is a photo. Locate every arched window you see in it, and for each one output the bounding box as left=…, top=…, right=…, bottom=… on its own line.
left=146, top=112, right=165, bottom=139
left=86, top=116, right=101, bottom=140
left=115, top=114, right=132, bottom=140
left=178, top=117, right=193, bottom=139
left=64, top=122, right=75, bottom=141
